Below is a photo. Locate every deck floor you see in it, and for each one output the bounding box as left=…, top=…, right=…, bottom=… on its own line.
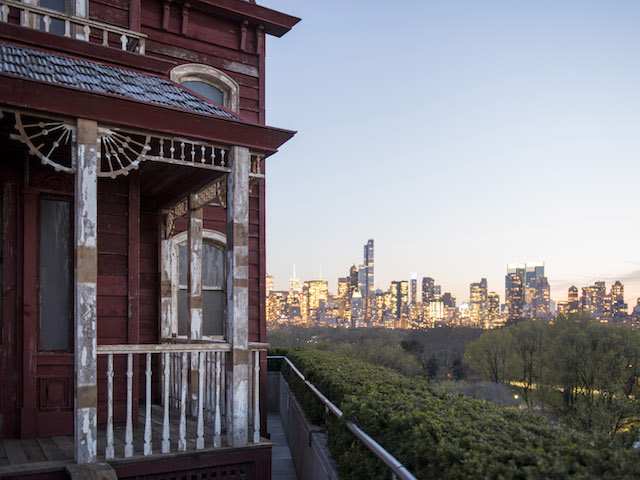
left=0, top=404, right=235, bottom=473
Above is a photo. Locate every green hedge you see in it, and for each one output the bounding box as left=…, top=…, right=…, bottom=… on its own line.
left=268, top=347, right=640, bottom=480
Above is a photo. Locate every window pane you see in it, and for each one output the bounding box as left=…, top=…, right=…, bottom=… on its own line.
left=40, top=199, right=71, bottom=350
left=179, top=245, right=187, bottom=285
left=182, top=81, right=224, bottom=106
left=178, top=289, right=187, bottom=336
left=203, top=290, right=224, bottom=336
left=202, top=243, right=224, bottom=287
left=39, top=0, right=66, bottom=35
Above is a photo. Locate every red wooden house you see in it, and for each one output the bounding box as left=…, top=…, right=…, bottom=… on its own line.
left=0, top=1, right=298, bottom=478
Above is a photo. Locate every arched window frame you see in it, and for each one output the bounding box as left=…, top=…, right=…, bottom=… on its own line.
left=170, top=64, right=239, bottom=113
left=169, top=229, right=227, bottom=341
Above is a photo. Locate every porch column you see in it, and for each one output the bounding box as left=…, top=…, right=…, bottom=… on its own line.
left=187, top=198, right=203, bottom=417
left=226, top=146, right=250, bottom=446
left=74, top=118, right=98, bottom=463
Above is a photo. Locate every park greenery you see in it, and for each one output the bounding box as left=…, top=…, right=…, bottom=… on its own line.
left=465, top=314, right=640, bottom=437
left=269, top=347, right=640, bottom=479
left=268, top=320, right=640, bottom=477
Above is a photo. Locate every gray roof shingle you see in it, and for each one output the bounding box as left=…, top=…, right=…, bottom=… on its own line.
left=0, top=43, right=238, bottom=120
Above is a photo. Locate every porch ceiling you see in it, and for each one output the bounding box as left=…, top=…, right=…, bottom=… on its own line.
left=138, top=161, right=225, bottom=209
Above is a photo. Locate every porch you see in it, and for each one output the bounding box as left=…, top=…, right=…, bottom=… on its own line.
left=1, top=342, right=269, bottom=479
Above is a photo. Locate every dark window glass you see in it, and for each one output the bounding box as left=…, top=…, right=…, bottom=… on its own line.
left=0, top=183, right=3, bottom=342
left=177, top=240, right=225, bottom=337
left=203, top=243, right=224, bottom=287
left=182, top=81, right=224, bottom=106
left=39, top=0, right=67, bottom=36
left=203, top=290, right=224, bottom=336
left=39, top=198, right=71, bottom=351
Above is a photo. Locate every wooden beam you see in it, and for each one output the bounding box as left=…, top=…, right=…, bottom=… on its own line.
left=225, top=146, right=250, bottom=447
left=74, top=118, right=98, bottom=464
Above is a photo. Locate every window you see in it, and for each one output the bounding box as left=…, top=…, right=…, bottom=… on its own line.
left=170, top=64, right=239, bottom=113
left=172, top=230, right=226, bottom=339
left=39, top=197, right=72, bottom=351
left=30, top=0, right=86, bottom=35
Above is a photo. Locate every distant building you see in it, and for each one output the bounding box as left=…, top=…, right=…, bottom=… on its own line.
left=441, top=292, right=456, bottom=308
left=422, top=277, right=435, bottom=303
left=470, top=278, right=488, bottom=326
left=487, top=292, right=500, bottom=321
left=266, top=274, right=274, bottom=297
left=362, top=239, right=375, bottom=322
left=506, top=262, right=548, bottom=319
left=505, top=271, right=524, bottom=319
left=610, top=280, right=628, bottom=320
left=390, top=280, right=409, bottom=328
left=410, top=274, right=418, bottom=306
left=568, top=286, right=580, bottom=313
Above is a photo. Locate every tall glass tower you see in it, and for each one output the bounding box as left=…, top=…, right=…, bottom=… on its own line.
left=363, top=239, right=374, bottom=321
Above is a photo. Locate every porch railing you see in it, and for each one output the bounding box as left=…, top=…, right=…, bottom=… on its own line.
left=0, top=0, right=146, bottom=54
left=96, top=342, right=266, bottom=460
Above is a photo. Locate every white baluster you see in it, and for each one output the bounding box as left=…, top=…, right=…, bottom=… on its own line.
left=162, top=352, right=171, bottom=453
left=102, top=29, right=108, bottom=46
left=105, top=354, right=115, bottom=459
left=144, top=352, right=152, bottom=455
left=0, top=5, right=9, bottom=23
left=253, top=350, right=260, bottom=443
left=178, top=352, right=188, bottom=452
left=197, top=352, right=205, bottom=449
left=42, top=15, right=51, bottom=32
left=139, top=38, right=146, bottom=55
left=82, top=24, right=90, bottom=42
left=64, top=20, right=70, bottom=37
left=120, top=34, right=128, bottom=51
left=213, top=351, right=222, bottom=447
left=124, top=353, right=134, bottom=457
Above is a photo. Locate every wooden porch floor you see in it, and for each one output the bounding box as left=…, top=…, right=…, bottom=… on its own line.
left=0, top=404, right=241, bottom=475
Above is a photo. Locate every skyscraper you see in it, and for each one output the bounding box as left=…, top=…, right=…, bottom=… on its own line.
left=470, top=278, right=488, bottom=325
left=507, top=262, right=548, bottom=319
left=568, top=286, right=579, bottom=313
left=505, top=272, right=524, bottom=319
left=363, top=239, right=374, bottom=322
left=390, top=280, right=409, bottom=328
left=422, top=277, right=435, bottom=303
left=410, top=274, right=418, bottom=306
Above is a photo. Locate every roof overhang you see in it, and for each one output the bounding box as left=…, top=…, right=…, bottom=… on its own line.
left=0, top=74, right=295, bottom=155
left=194, top=0, right=300, bottom=37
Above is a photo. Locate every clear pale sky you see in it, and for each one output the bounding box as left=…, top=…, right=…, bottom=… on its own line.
left=262, top=0, right=640, bottom=308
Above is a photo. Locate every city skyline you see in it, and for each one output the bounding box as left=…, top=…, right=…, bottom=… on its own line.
left=263, top=0, right=640, bottom=308
left=267, top=247, right=634, bottom=309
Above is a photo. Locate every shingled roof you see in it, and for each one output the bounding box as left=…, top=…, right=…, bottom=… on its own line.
left=0, top=43, right=238, bottom=120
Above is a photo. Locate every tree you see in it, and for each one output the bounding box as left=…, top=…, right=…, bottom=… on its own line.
left=464, top=328, right=511, bottom=383
left=508, top=321, right=545, bottom=409
left=426, top=354, right=439, bottom=380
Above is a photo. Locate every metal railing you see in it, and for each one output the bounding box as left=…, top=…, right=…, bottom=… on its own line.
left=269, top=355, right=419, bottom=480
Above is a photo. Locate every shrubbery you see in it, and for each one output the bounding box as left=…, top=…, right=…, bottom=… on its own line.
left=269, top=347, right=640, bottom=480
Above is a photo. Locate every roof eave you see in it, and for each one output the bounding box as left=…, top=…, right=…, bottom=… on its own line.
left=194, top=0, right=300, bottom=37
left=0, top=74, right=296, bottom=154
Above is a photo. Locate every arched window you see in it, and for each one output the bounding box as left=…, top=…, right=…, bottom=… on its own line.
left=170, top=230, right=226, bottom=340
left=171, top=64, right=239, bottom=113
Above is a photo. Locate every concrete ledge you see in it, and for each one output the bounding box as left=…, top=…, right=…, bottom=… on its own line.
left=268, top=372, right=340, bottom=480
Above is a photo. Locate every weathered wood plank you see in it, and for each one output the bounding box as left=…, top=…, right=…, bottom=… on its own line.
left=50, top=436, right=74, bottom=460
left=3, top=438, right=28, bottom=465
left=20, top=439, right=46, bottom=463
left=35, top=438, right=67, bottom=462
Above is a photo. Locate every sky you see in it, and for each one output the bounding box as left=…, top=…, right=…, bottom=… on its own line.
left=261, top=0, right=640, bottom=307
